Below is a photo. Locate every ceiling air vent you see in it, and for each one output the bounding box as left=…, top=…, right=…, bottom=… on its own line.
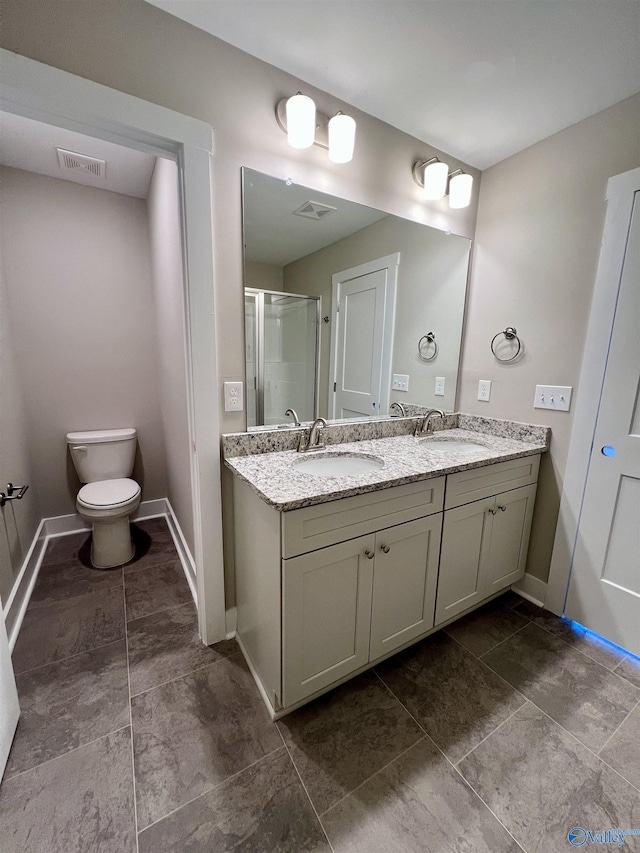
left=293, top=200, right=337, bottom=221
left=56, top=148, right=106, bottom=178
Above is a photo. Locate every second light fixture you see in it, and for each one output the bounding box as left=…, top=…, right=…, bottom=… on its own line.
left=413, top=157, right=474, bottom=209
left=278, top=93, right=356, bottom=164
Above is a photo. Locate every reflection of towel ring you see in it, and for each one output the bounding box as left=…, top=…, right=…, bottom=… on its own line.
left=418, top=332, right=438, bottom=362
left=491, top=326, right=522, bottom=362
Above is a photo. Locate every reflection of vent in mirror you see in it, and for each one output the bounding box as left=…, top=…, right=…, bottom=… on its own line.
left=293, top=200, right=337, bottom=220
left=56, top=148, right=106, bottom=178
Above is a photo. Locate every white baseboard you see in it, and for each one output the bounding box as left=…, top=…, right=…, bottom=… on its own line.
left=512, top=572, right=548, bottom=607
left=4, top=498, right=196, bottom=651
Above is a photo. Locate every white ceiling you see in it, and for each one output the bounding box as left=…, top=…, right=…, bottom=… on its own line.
left=0, top=111, right=156, bottom=198
left=146, top=0, right=640, bottom=169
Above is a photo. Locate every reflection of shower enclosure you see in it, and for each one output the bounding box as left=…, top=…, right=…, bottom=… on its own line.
left=245, top=288, right=320, bottom=427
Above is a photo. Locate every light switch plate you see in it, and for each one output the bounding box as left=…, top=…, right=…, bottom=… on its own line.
left=224, top=381, right=244, bottom=411
left=434, top=376, right=445, bottom=396
left=478, top=379, right=492, bottom=402
left=392, top=374, right=409, bottom=392
left=534, top=385, right=572, bottom=411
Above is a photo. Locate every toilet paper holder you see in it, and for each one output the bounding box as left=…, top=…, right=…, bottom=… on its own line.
left=0, top=482, right=29, bottom=507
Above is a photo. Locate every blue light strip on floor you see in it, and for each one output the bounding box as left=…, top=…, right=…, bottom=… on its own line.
left=562, top=617, right=640, bottom=662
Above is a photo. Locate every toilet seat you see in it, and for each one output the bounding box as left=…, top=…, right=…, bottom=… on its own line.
left=77, top=478, right=140, bottom=509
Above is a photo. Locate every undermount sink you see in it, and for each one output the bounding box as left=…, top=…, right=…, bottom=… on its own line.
left=418, top=437, right=490, bottom=453
left=292, top=452, right=385, bottom=477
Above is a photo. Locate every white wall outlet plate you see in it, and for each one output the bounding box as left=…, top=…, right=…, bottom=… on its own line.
left=434, top=376, right=445, bottom=396
left=478, top=379, right=492, bottom=402
left=534, top=384, right=572, bottom=411
left=392, top=373, right=409, bottom=392
left=224, top=380, right=244, bottom=411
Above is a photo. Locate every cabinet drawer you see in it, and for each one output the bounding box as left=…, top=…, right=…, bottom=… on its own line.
left=282, top=477, right=445, bottom=558
left=444, top=455, right=540, bottom=510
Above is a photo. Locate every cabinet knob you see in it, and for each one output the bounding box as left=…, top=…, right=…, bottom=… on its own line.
left=498, top=505, right=507, bottom=512
left=380, top=543, right=390, bottom=553
left=364, top=549, right=375, bottom=559
left=488, top=507, right=497, bottom=515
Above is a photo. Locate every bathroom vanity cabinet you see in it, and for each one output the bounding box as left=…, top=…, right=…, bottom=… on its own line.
left=232, top=452, right=540, bottom=718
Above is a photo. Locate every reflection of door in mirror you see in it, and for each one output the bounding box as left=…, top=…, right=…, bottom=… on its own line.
left=245, top=288, right=320, bottom=428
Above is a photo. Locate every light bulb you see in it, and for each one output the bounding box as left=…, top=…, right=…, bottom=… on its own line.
left=328, top=113, right=356, bottom=163
left=423, top=161, right=448, bottom=200
left=449, top=173, right=473, bottom=209
left=285, top=94, right=316, bottom=149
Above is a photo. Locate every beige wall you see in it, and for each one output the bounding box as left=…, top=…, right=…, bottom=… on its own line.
left=284, top=216, right=470, bottom=416
left=244, top=262, right=284, bottom=292
left=0, top=252, right=43, bottom=604
left=459, top=95, right=640, bottom=582
left=0, top=167, right=169, bottom=519
left=147, top=157, right=194, bottom=553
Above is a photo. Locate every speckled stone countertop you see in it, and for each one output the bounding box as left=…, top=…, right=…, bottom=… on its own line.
left=224, top=418, right=549, bottom=511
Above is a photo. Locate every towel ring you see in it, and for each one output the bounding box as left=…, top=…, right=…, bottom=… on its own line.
left=491, top=327, right=522, bottom=362
left=418, top=332, right=438, bottom=362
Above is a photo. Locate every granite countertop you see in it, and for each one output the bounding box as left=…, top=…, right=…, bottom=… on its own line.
left=224, top=426, right=548, bottom=512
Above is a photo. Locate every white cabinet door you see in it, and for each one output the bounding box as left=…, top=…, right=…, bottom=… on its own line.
left=1, top=598, right=20, bottom=778
left=282, top=533, right=375, bottom=706
left=435, top=496, right=495, bottom=626
left=369, top=515, right=442, bottom=660
left=484, top=484, right=536, bottom=595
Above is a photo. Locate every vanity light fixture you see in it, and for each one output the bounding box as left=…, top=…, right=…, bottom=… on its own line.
left=277, top=95, right=356, bottom=163
left=412, top=158, right=474, bottom=209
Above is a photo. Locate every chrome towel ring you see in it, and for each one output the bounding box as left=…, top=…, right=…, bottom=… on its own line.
left=491, top=326, right=522, bottom=362
left=418, top=332, right=438, bottom=362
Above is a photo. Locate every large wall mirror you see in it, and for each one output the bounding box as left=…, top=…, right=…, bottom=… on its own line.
left=242, top=168, right=471, bottom=428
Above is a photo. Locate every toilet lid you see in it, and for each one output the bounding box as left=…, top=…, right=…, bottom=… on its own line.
left=78, top=478, right=140, bottom=507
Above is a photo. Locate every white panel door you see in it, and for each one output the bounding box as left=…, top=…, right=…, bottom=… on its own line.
left=1, top=597, right=20, bottom=777
left=565, top=191, right=640, bottom=656
left=330, top=254, right=398, bottom=419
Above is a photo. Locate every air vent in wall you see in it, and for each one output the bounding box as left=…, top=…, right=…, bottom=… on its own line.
left=56, top=148, right=106, bottom=178
left=293, top=200, right=337, bottom=220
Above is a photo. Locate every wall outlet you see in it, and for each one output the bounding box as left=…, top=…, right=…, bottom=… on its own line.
left=224, top=381, right=244, bottom=412
left=478, top=379, right=492, bottom=402
left=534, top=385, right=572, bottom=411
left=392, top=373, right=410, bottom=392
left=434, top=376, right=445, bottom=396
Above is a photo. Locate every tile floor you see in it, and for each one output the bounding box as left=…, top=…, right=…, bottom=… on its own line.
left=2, top=518, right=639, bottom=852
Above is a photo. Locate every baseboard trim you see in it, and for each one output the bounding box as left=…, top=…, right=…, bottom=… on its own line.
left=4, top=498, right=196, bottom=651
left=512, top=572, right=548, bottom=607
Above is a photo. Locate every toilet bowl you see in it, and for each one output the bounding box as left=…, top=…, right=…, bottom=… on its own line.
left=67, top=428, right=141, bottom=569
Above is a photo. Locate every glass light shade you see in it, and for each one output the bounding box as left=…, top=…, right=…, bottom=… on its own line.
left=448, top=173, right=473, bottom=209
left=422, top=161, right=448, bottom=200
left=286, top=94, right=316, bottom=149
left=328, top=113, right=356, bottom=163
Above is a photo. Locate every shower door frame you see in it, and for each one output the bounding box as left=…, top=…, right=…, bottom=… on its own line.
left=245, top=288, right=321, bottom=427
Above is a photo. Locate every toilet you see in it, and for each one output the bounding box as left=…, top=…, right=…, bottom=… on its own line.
left=67, top=428, right=141, bottom=569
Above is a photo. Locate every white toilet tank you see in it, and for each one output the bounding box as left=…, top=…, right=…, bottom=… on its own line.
left=67, top=428, right=137, bottom=483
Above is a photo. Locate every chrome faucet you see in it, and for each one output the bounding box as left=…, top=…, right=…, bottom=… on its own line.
left=389, top=402, right=407, bottom=417
left=414, top=408, right=445, bottom=436
left=285, top=408, right=301, bottom=427
left=297, top=417, right=328, bottom=452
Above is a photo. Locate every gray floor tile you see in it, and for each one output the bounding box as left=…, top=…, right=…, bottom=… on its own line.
left=322, top=737, right=521, bottom=853
left=600, top=703, right=640, bottom=790
left=458, top=702, right=640, bottom=853
left=138, top=748, right=331, bottom=853
left=444, top=596, right=530, bottom=657
left=481, top=622, right=639, bottom=752
left=124, top=559, right=193, bottom=621
left=125, top=517, right=176, bottom=574
left=277, top=670, right=424, bottom=815
left=375, top=631, right=526, bottom=763
left=0, top=728, right=136, bottom=853
left=132, top=653, right=282, bottom=829
left=41, top=531, right=92, bottom=566
left=27, top=560, right=123, bottom=610
left=127, top=602, right=238, bottom=695
left=4, top=639, right=129, bottom=780
left=12, top=586, right=125, bottom=673
left=615, top=654, right=640, bottom=689
left=514, top=600, right=627, bottom=669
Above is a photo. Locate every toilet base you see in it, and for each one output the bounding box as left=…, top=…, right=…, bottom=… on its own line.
left=90, top=516, right=135, bottom=569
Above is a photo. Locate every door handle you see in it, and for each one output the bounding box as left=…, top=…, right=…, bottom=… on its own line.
left=364, top=549, right=375, bottom=560
left=380, top=543, right=390, bottom=553
left=487, top=507, right=497, bottom=515
left=498, top=505, right=507, bottom=512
